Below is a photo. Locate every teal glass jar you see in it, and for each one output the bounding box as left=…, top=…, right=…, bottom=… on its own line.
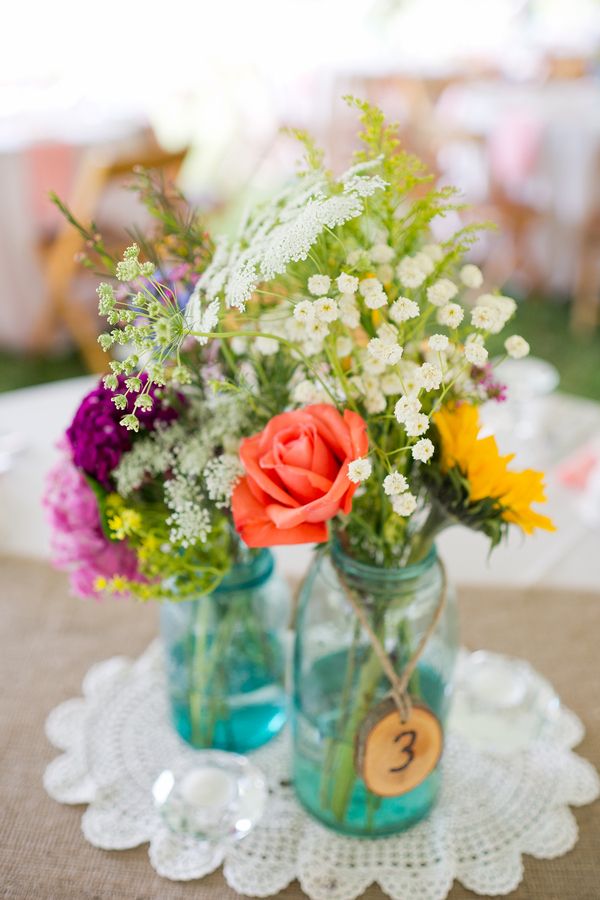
left=160, top=549, right=289, bottom=753
left=293, top=541, right=458, bottom=837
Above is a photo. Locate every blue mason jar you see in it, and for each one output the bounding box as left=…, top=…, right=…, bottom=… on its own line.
left=293, top=541, right=458, bottom=836
left=160, top=549, right=289, bottom=753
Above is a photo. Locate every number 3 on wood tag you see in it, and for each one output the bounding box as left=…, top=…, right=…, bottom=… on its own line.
left=355, top=697, right=443, bottom=797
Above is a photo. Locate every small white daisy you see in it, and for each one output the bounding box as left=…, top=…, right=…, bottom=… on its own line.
left=394, top=395, right=421, bottom=424
left=348, top=457, right=372, bottom=484
left=383, top=471, right=409, bottom=496
left=370, top=243, right=394, bottom=264
left=427, top=279, right=458, bottom=307
left=405, top=413, right=430, bottom=437
left=389, top=297, right=420, bottom=323
left=337, top=272, right=359, bottom=294
left=460, top=264, right=483, bottom=289
left=437, top=303, right=464, bottom=328
left=308, top=274, right=331, bottom=296
left=417, top=362, right=443, bottom=392
left=504, top=335, right=530, bottom=359
left=314, top=297, right=339, bottom=323
left=411, top=438, right=435, bottom=463
left=392, top=492, right=418, bottom=516
left=464, top=342, right=489, bottom=366
left=428, top=333, right=449, bottom=352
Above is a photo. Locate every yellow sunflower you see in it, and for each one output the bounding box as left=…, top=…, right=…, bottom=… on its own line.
left=433, top=403, right=555, bottom=535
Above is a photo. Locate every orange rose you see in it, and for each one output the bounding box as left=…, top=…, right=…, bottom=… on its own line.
left=232, top=404, right=369, bottom=547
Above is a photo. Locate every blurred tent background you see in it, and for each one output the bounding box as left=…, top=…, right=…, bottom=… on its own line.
left=1, top=0, right=600, bottom=398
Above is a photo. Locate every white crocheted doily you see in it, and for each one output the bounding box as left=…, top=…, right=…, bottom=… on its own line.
left=44, top=642, right=599, bottom=900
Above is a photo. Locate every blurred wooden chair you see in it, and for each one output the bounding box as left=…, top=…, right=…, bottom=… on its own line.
left=572, top=215, right=600, bottom=332
left=30, top=136, right=186, bottom=372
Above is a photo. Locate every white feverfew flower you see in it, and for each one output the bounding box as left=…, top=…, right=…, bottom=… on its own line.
left=230, top=336, right=247, bottom=355
left=464, top=341, right=489, bottom=366
left=422, top=243, right=444, bottom=262
left=376, top=263, right=394, bottom=284
left=359, top=277, right=383, bottom=297
left=405, top=413, right=430, bottom=437
left=362, top=354, right=386, bottom=376
left=505, top=335, right=530, bottom=359
left=389, top=296, right=420, bottom=323
left=358, top=278, right=388, bottom=309
left=314, top=297, right=339, bottom=323
left=286, top=318, right=309, bottom=341
left=367, top=338, right=403, bottom=366
left=437, top=302, right=464, bottom=328
left=363, top=287, right=388, bottom=310
left=348, top=457, right=372, bottom=484
left=306, top=319, right=330, bottom=341
left=412, top=438, right=435, bottom=463
left=294, top=299, right=315, bottom=324
left=428, top=333, right=449, bottom=352
left=417, top=362, right=443, bottom=391
left=471, top=305, right=501, bottom=331
left=427, top=279, right=458, bottom=307
left=339, top=293, right=361, bottom=328
left=336, top=336, right=353, bottom=357
left=394, top=395, right=421, bottom=423
left=377, top=322, right=399, bottom=345
left=380, top=372, right=403, bottom=395
left=396, top=254, right=432, bottom=289
left=477, top=293, right=517, bottom=331
left=346, top=248, right=369, bottom=268
left=383, top=471, right=409, bottom=496
left=365, top=391, right=387, bottom=414
left=292, top=379, right=329, bottom=404
left=398, top=361, right=422, bottom=396
left=370, top=243, right=394, bottom=264
left=392, top=492, right=418, bottom=517
left=254, top=336, right=279, bottom=356
left=460, top=264, right=483, bottom=289
left=337, top=272, right=359, bottom=294
left=308, top=274, right=331, bottom=296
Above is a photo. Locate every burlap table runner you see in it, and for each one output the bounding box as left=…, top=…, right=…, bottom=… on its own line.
left=1, top=556, right=598, bottom=900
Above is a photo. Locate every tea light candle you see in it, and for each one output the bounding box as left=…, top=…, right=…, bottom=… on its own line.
left=468, top=660, right=527, bottom=709
left=180, top=766, right=237, bottom=810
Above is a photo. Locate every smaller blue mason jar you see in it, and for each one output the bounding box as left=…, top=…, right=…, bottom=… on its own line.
left=160, top=549, right=289, bottom=753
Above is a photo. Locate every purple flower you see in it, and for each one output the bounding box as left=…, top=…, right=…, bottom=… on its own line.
left=471, top=364, right=508, bottom=404
left=66, top=375, right=177, bottom=488
left=43, top=447, right=142, bottom=600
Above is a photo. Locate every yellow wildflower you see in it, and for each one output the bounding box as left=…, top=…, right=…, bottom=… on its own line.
left=433, top=403, right=555, bottom=535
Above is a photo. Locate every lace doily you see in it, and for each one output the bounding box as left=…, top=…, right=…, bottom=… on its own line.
left=44, top=642, right=599, bottom=900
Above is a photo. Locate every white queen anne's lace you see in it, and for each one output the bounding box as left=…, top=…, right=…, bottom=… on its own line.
left=44, top=642, right=599, bottom=900
left=196, top=169, right=387, bottom=312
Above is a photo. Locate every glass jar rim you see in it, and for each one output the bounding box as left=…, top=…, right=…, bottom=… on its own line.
left=215, top=548, right=274, bottom=593
left=330, top=536, right=438, bottom=586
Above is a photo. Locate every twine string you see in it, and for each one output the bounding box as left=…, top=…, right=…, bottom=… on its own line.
left=334, top=558, right=448, bottom=723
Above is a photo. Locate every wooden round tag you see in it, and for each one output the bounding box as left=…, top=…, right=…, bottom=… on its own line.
left=355, top=697, right=443, bottom=798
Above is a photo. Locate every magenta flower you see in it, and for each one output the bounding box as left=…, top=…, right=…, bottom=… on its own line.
left=66, top=375, right=177, bottom=488
left=43, top=448, right=141, bottom=600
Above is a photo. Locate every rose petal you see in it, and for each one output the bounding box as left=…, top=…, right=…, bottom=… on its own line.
left=240, top=435, right=299, bottom=508
left=311, top=432, right=340, bottom=481
left=233, top=479, right=327, bottom=547
left=275, top=465, right=333, bottom=504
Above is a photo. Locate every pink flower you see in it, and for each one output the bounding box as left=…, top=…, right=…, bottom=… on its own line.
left=43, top=446, right=141, bottom=599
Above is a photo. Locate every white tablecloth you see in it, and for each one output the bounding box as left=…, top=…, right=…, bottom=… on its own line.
left=1, top=377, right=599, bottom=591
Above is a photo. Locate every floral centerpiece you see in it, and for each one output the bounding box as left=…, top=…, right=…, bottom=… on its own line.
left=48, top=101, right=554, bottom=834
